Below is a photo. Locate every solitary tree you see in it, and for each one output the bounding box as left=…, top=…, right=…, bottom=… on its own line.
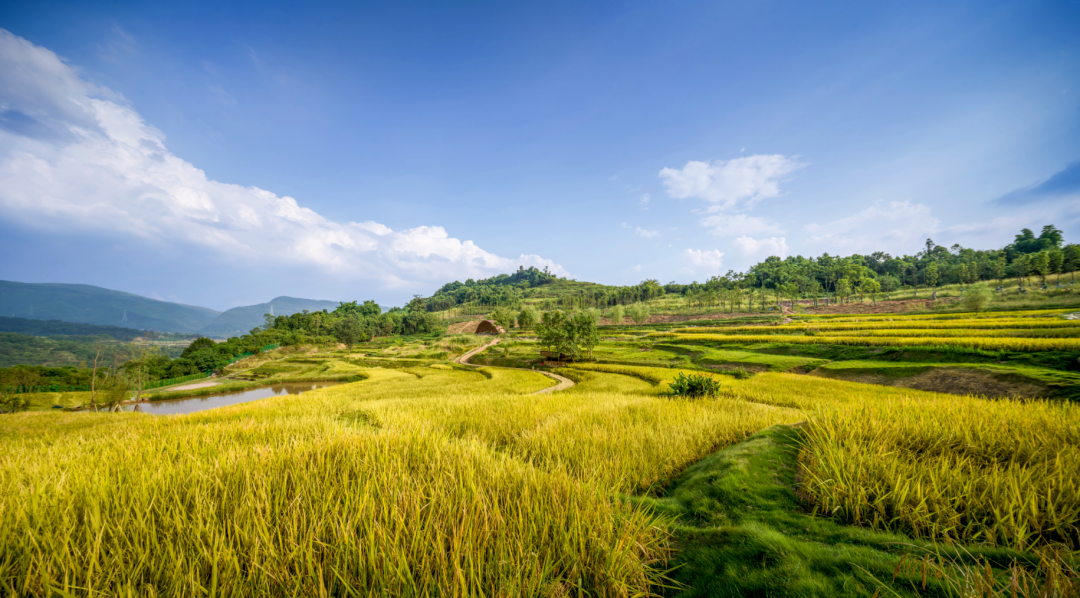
left=628, top=303, right=650, bottom=325
left=571, top=311, right=600, bottom=359
left=607, top=304, right=625, bottom=326
left=516, top=307, right=537, bottom=330
left=961, top=282, right=993, bottom=315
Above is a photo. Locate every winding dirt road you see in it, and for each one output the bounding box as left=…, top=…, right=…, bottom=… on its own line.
left=453, top=337, right=575, bottom=394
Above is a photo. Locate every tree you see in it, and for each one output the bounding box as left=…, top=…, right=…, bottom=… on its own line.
left=570, top=311, right=600, bottom=360
left=334, top=316, right=361, bottom=347
left=536, top=311, right=578, bottom=360
left=1013, top=255, right=1031, bottom=286
left=961, top=283, right=993, bottom=315
left=607, top=304, right=625, bottom=326
left=491, top=307, right=515, bottom=333
left=1032, top=251, right=1051, bottom=285
left=858, top=278, right=880, bottom=303
left=1049, top=249, right=1064, bottom=280
left=628, top=303, right=650, bottom=325
left=516, top=307, right=537, bottom=330
left=835, top=278, right=853, bottom=304
left=924, top=262, right=940, bottom=288
left=1065, top=245, right=1080, bottom=282
left=181, top=337, right=217, bottom=358
left=991, top=256, right=1006, bottom=283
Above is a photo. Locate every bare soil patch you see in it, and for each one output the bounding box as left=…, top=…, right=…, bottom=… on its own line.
left=810, top=367, right=1046, bottom=399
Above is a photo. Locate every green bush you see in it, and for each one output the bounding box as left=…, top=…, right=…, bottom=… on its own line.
left=666, top=372, right=721, bottom=398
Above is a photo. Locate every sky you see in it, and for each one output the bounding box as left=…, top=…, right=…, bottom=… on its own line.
left=1, top=0, right=1078, bottom=310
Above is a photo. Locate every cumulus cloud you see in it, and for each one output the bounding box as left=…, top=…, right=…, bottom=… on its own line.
left=682, top=248, right=724, bottom=275
left=804, top=200, right=939, bottom=255
left=0, top=30, right=567, bottom=288
left=700, top=212, right=785, bottom=236
left=658, top=154, right=804, bottom=210
left=733, top=236, right=789, bottom=259
left=635, top=227, right=659, bottom=238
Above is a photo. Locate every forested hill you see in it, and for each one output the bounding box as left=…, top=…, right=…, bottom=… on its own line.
left=415, top=226, right=1079, bottom=312
left=0, top=281, right=220, bottom=333
left=0, top=317, right=144, bottom=341
left=198, top=296, right=341, bottom=337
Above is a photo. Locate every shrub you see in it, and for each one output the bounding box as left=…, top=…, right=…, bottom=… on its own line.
left=666, top=372, right=721, bottom=398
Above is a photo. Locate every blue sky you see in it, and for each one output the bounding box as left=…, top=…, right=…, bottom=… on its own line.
left=1, top=0, right=1078, bottom=309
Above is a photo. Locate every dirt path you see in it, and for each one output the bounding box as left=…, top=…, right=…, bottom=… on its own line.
left=453, top=337, right=576, bottom=394
left=531, top=371, right=575, bottom=394
left=454, top=338, right=501, bottom=365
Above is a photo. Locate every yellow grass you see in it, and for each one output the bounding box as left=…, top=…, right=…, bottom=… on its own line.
left=3, top=356, right=1079, bottom=595
left=657, top=333, right=1080, bottom=352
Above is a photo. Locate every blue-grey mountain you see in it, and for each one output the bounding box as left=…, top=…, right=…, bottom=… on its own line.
left=0, top=281, right=220, bottom=333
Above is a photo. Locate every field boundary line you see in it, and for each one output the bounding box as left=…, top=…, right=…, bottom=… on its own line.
left=452, top=337, right=575, bottom=394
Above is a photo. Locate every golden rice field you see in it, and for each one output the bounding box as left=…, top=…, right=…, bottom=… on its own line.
left=2, top=351, right=1079, bottom=595
left=658, top=333, right=1080, bottom=352
left=805, top=307, right=1079, bottom=321
left=673, top=318, right=1080, bottom=334
left=811, top=328, right=1080, bottom=338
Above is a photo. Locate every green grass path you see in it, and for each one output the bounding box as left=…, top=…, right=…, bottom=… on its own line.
left=636, top=425, right=1024, bottom=597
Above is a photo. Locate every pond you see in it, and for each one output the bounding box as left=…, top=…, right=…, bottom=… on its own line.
left=128, top=382, right=342, bottom=415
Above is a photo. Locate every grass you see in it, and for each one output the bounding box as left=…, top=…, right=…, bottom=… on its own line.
left=637, top=425, right=1028, bottom=597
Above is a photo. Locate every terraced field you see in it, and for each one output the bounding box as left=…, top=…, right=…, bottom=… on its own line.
left=1, top=309, right=1078, bottom=596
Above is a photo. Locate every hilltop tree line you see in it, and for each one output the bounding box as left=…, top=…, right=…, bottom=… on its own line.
left=414, top=225, right=1078, bottom=313
left=677, top=225, right=1077, bottom=306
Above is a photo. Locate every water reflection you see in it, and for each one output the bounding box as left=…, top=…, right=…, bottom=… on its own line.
left=129, top=382, right=341, bottom=415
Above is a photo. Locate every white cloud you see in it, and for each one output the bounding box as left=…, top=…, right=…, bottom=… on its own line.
left=682, top=248, right=724, bottom=275
left=634, top=264, right=642, bottom=272
left=635, top=227, right=659, bottom=238
left=658, top=154, right=804, bottom=210
left=639, top=193, right=650, bottom=209
left=733, top=236, right=789, bottom=259
left=700, top=212, right=785, bottom=236
left=0, top=30, right=567, bottom=289
left=804, top=200, right=939, bottom=255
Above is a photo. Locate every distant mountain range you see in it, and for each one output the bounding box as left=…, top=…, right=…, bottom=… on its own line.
left=198, top=297, right=341, bottom=337
left=0, top=281, right=221, bottom=333
left=0, top=281, right=341, bottom=337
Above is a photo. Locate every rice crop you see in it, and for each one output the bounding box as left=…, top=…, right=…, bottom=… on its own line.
left=799, top=394, right=1080, bottom=550
left=813, top=327, right=1080, bottom=338
left=672, top=318, right=1080, bottom=334
left=658, top=333, right=1080, bottom=352
left=802, top=307, right=1078, bottom=321
left=4, top=345, right=1079, bottom=596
